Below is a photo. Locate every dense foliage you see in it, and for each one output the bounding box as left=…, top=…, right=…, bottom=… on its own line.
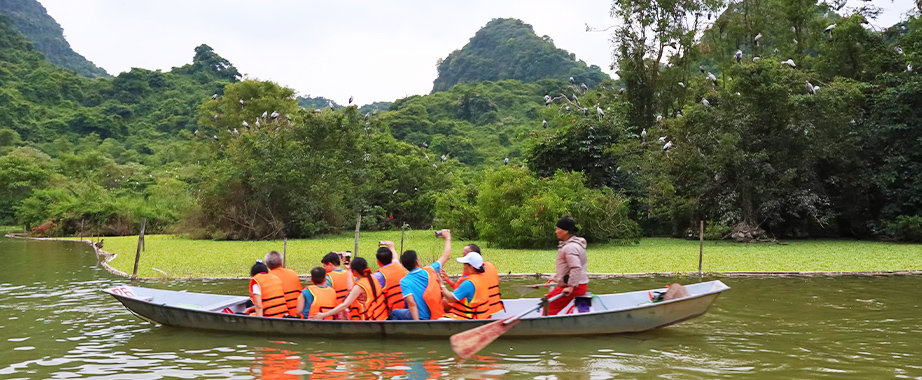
left=432, top=18, right=610, bottom=93
left=0, top=2, right=108, bottom=77
left=1, top=4, right=920, bottom=246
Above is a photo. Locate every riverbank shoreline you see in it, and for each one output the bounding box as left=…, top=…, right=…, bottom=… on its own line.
left=7, top=233, right=921, bottom=281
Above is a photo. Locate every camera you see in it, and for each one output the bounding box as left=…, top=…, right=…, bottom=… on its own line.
left=344, top=251, right=351, bottom=264
left=435, top=230, right=443, bottom=237
left=378, top=241, right=385, bottom=246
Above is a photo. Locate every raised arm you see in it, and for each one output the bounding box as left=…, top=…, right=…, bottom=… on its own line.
left=435, top=229, right=452, bottom=267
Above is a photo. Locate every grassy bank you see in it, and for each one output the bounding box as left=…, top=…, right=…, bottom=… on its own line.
left=76, top=230, right=922, bottom=278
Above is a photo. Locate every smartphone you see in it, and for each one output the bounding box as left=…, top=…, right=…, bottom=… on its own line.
left=378, top=241, right=385, bottom=246
left=344, top=251, right=351, bottom=264
left=435, top=231, right=443, bottom=237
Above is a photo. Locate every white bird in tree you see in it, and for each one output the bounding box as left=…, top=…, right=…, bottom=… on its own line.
left=702, top=98, right=711, bottom=107
left=663, top=141, right=674, bottom=151
left=504, top=157, right=509, bottom=165
left=596, top=105, right=604, bottom=119
left=659, top=136, right=667, bottom=142
left=782, top=59, right=796, bottom=68
left=271, top=111, right=279, bottom=119
left=753, top=56, right=761, bottom=62
left=656, top=115, right=663, bottom=122
left=581, top=83, right=589, bottom=91
left=735, top=50, right=742, bottom=63
left=255, top=119, right=260, bottom=128
left=425, top=154, right=430, bottom=160
left=441, top=155, right=447, bottom=162
left=641, top=128, right=647, bottom=139
left=895, top=47, right=904, bottom=54
left=678, top=82, right=685, bottom=88
left=825, top=24, right=836, bottom=33
left=707, top=72, right=718, bottom=85
left=262, top=111, right=268, bottom=118
left=754, top=33, right=762, bottom=46
left=583, top=107, right=589, bottom=116
left=242, top=121, right=249, bottom=127
left=544, top=95, right=552, bottom=106
left=212, top=94, right=218, bottom=99
left=239, top=99, right=245, bottom=106
left=806, top=81, right=816, bottom=94
left=542, top=119, right=547, bottom=128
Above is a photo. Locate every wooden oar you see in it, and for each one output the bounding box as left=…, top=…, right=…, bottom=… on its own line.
left=450, top=293, right=564, bottom=359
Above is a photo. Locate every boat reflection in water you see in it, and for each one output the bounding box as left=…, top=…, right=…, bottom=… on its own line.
left=247, top=346, right=506, bottom=379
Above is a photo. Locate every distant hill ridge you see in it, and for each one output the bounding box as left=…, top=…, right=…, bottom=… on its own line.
left=432, top=18, right=609, bottom=93
left=0, top=0, right=109, bottom=78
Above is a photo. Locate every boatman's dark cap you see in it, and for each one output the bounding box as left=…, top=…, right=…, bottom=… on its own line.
left=556, top=216, right=578, bottom=234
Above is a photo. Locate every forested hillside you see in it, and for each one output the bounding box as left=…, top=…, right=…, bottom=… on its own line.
left=1, top=3, right=920, bottom=246
left=432, top=18, right=610, bottom=93
left=0, top=0, right=108, bottom=77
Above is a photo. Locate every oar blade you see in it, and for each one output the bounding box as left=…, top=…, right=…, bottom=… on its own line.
left=450, top=317, right=520, bottom=359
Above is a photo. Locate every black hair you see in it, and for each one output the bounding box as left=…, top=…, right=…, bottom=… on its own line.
left=376, top=247, right=393, bottom=265
left=321, top=251, right=341, bottom=266
left=310, top=266, right=326, bottom=285
left=400, top=250, right=419, bottom=271
left=349, top=257, right=377, bottom=306
left=250, top=262, right=269, bottom=277
left=473, top=265, right=486, bottom=274
left=466, top=244, right=481, bottom=254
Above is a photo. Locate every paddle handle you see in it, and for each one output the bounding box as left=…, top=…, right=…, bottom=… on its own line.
left=502, top=293, right=565, bottom=325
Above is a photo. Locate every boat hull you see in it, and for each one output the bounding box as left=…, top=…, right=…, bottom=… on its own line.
left=105, top=281, right=729, bottom=338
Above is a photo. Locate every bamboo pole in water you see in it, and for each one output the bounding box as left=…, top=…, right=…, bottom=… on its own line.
left=698, top=220, right=704, bottom=278
left=133, top=218, right=147, bottom=279
left=354, top=213, right=361, bottom=258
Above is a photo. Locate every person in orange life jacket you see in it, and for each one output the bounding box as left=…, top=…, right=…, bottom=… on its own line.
left=439, top=243, right=504, bottom=315
left=367, top=241, right=408, bottom=319
left=321, top=251, right=353, bottom=320
left=311, top=257, right=375, bottom=320
left=439, top=251, right=490, bottom=318
left=244, top=260, right=289, bottom=318
left=389, top=229, right=454, bottom=320
left=297, top=267, right=337, bottom=319
left=264, top=250, right=304, bottom=318
left=546, top=216, right=589, bottom=315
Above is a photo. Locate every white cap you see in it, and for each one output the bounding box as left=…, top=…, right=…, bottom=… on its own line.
left=457, top=252, right=484, bottom=270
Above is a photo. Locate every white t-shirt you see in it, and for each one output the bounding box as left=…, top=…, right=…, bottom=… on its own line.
left=251, top=284, right=261, bottom=295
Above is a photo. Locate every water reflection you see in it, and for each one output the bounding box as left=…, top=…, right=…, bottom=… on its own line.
left=2, top=237, right=922, bottom=379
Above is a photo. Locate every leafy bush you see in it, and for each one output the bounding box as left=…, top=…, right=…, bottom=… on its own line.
left=475, top=166, right=639, bottom=248
left=886, top=215, right=922, bottom=242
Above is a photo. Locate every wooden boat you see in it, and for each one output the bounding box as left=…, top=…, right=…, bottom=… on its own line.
left=103, top=280, right=729, bottom=337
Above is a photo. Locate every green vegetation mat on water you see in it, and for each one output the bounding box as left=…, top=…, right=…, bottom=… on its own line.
left=68, top=231, right=922, bottom=278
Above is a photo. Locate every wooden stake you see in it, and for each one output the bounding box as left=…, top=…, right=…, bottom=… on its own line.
left=133, top=218, right=147, bottom=279
left=283, top=238, right=288, bottom=267
left=354, top=213, right=361, bottom=258
left=400, top=223, right=407, bottom=254
left=698, top=220, right=704, bottom=278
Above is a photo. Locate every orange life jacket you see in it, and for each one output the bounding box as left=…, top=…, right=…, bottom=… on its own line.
left=326, top=269, right=351, bottom=305
left=449, top=272, right=491, bottom=319
left=458, top=261, right=504, bottom=316
left=249, top=273, right=288, bottom=318
left=304, top=284, right=337, bottom=320
left=421, top=266, right=445, bottom=320
left=270, top=267, right=303, bottom=317
left=356, top=276, right=388, bottom=321
left=376, top=263, right=406, bottom=312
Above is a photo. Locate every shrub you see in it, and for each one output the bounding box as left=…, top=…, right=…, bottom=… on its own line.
left=886, top=215, right=922, bottom=242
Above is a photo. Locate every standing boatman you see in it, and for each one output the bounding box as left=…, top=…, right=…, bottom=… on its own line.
left=547, top=216, right=588, bottom=315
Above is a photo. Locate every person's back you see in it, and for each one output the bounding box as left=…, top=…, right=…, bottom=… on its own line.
left=300, top=267, right=337, bottom=320
left=265, top=251, right=303, bottom=317
left=321, top=252, right=351, bottom=306
left=249, top=269, right=288, bottom=318
left=370, top=245, right=406, bottom=315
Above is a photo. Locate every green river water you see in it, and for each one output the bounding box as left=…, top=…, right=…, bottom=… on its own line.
left=1, top=235, right=920, bottom=379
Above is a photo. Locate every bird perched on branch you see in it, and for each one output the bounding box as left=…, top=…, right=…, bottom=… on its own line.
left=544, top=95, right=552, bottom=106
left=735, top=50, right=742, bottom=63
left=542, top=119, right=547, bottom=128
left=806, top=81, right=816, bottom=94
left=702, top=98, right=711, bottom=107
left=212, top=94, right=218, bottom=100
left=782, top=59, right=796, bottom=68
left=754, top=33, right=762, bottom=46
left=504, top=157, right=509, bottom=165
left=663, top=141, right=673, bottom=151
left=707, top=72, right=718, bottom=86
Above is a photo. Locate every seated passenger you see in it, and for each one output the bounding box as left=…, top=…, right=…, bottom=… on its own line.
left=370, top=241, right=406, bottom=318
left=246, top=260, right=289, bottom=318
left=390, top=229, right=453, bottom=320
left=312, top=257, right=382, bottom=320
left=298, top=267, right=337, bottom=320
left=265, top=250, right=304, bottom=318
left=440, top=252, right=491, bottom=319
left=322, top=252, right=353, bottom=305
left=440, top=244, right=504, bottom=315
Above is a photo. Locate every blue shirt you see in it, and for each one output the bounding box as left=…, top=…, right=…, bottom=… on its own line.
left=399, top=262, right=442, bottom=320
left=453, top=279, right=475, bottom=304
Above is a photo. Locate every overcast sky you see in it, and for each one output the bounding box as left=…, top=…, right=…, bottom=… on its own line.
left=38, top=0, right=917, bottom=106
